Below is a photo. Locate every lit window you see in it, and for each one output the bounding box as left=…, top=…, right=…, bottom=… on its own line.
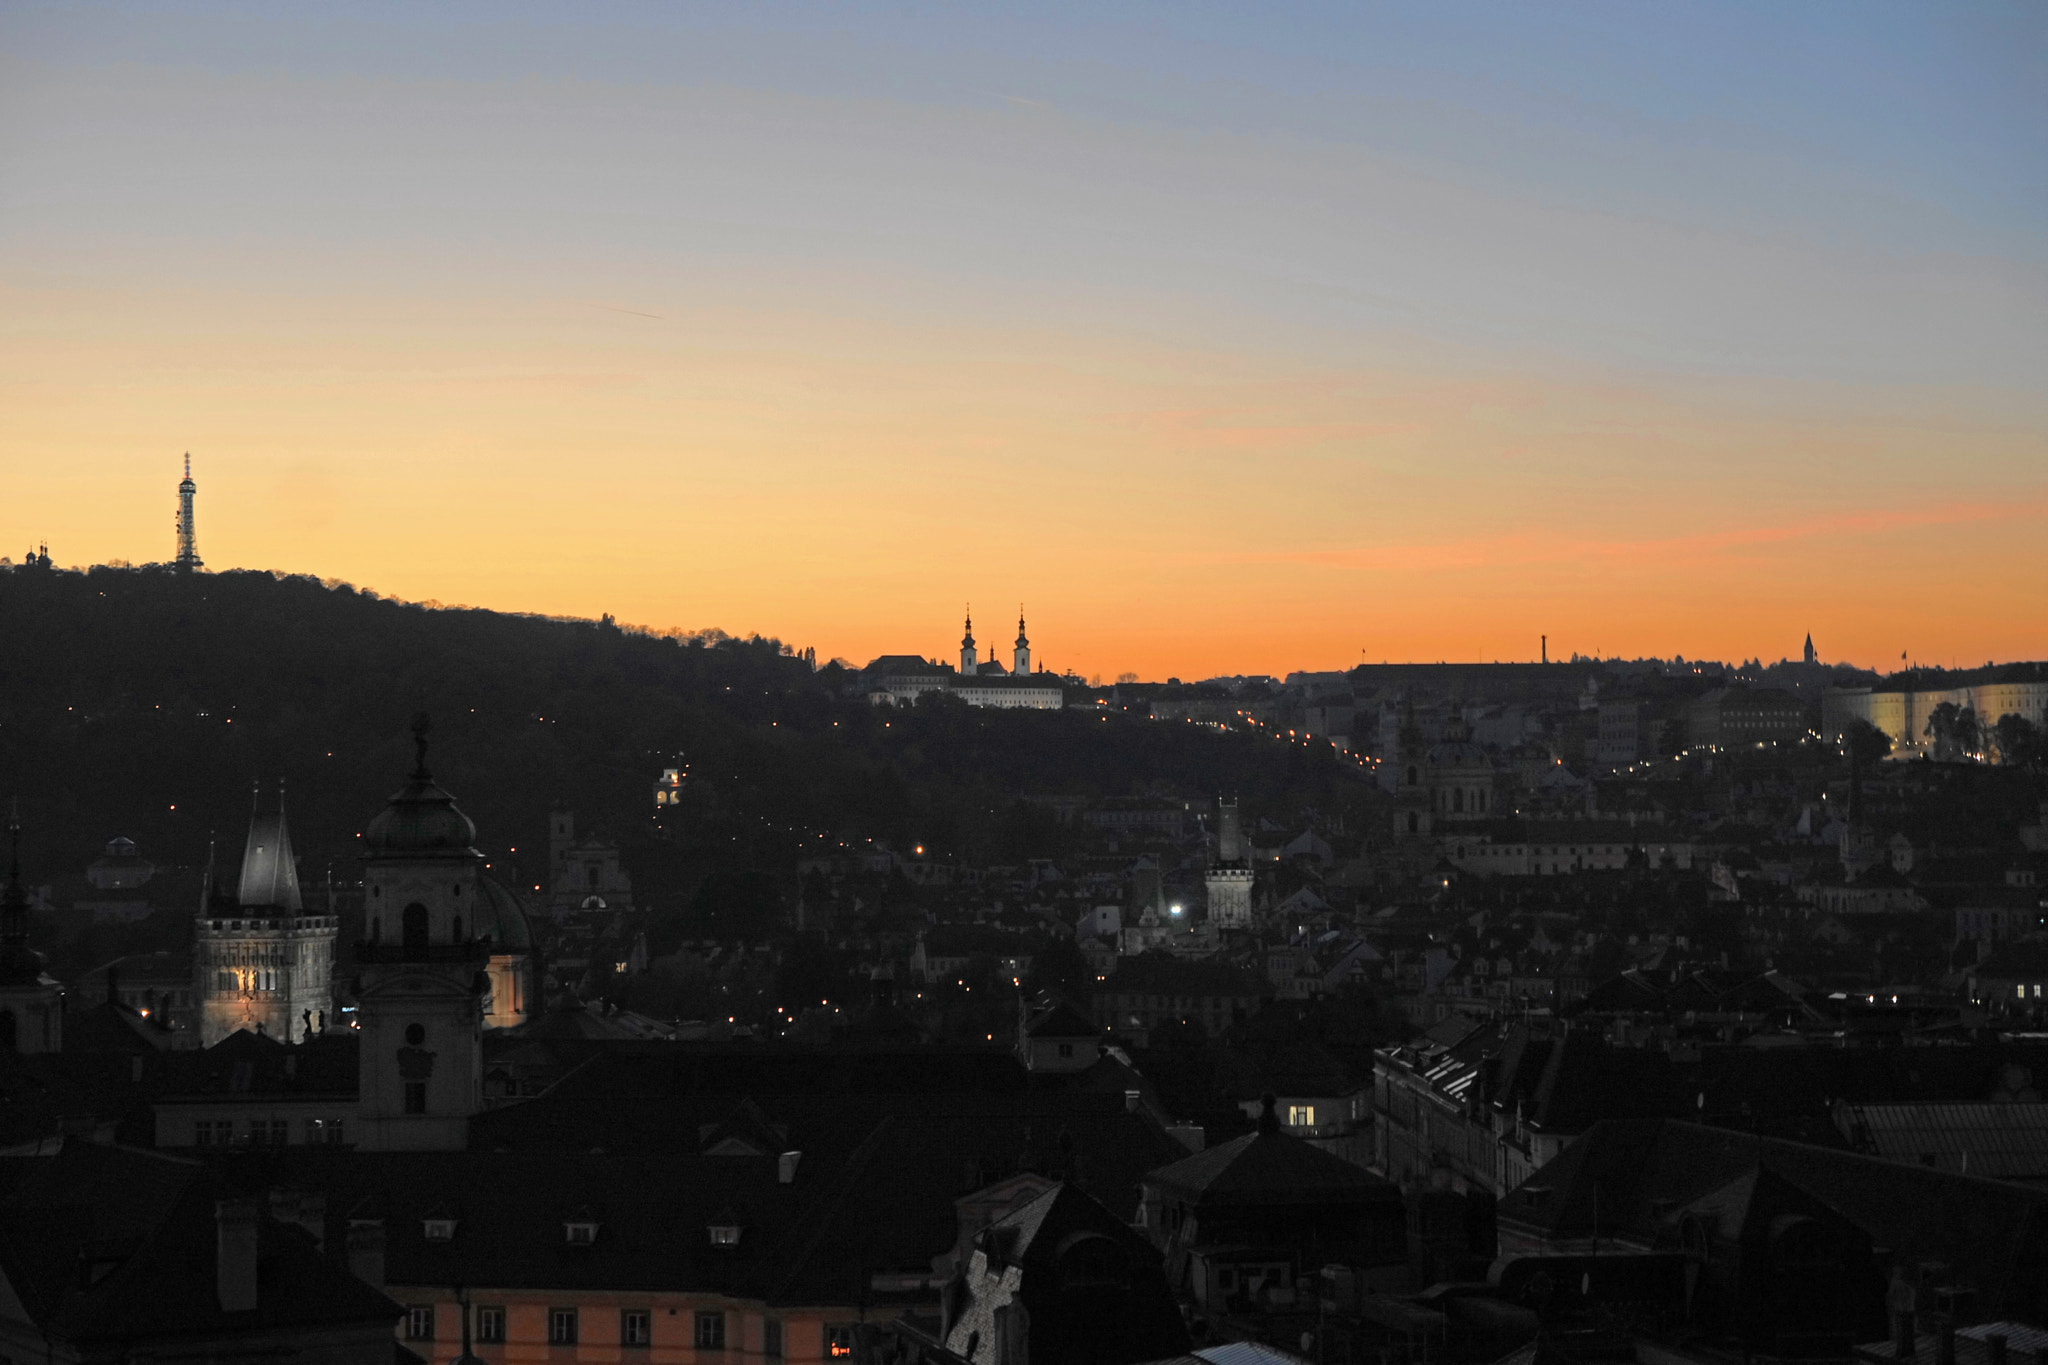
left=827, top=1325, right=857, bottom=1358
left=708, top=1223, right=742, bottom=1246
left=622, top=1309, right=652, bottom=1346
left=1288, top=1105, right=1317, bottom=1127
left=694, top=1311, right=726, bottom=1349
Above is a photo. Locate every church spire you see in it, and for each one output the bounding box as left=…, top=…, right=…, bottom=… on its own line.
left=960, top=605, right=978, bottom=675
left=1013, top=604, right=1031, bottom=677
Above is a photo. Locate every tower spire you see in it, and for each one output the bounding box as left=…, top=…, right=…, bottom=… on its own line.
left=1013, top=604, right=1031, bottom=677
left=960, top=606, right=977, bottom=675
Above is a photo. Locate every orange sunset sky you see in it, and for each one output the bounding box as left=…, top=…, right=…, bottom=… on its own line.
left=4, top=3, right=2044, bottom=679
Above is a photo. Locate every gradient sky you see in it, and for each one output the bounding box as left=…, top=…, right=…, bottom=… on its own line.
left=4, top=2, right=2044, bottom=679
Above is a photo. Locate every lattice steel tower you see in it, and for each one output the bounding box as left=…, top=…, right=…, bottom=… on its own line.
left=175, top=453, right=203, bottom=571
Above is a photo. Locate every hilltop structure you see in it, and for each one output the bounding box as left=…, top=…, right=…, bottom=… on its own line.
left=175, top=452, right=202, bottom=571
left=866, top=608, right=1065, bottom=710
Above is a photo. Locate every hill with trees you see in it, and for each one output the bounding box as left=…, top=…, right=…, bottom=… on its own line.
left=0, top=562, right=1365, bottom=937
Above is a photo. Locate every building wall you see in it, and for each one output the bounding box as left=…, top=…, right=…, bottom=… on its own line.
left=195, top=913, right=339, bottom=1047
left=389, top=1288, right=854, bottom=1364
left=1825, top=680, right=2048, bottom=754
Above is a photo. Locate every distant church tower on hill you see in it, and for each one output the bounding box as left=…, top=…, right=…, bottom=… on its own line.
left=1804, top=633, right=1818, bottom=666
left=194, top=782, right=338, bottom=1046
left=1014, top=607, right=1031, bottom=677
left=960, top=607, right=978, bottom=674
left=175, top=453, right=202, bottom=572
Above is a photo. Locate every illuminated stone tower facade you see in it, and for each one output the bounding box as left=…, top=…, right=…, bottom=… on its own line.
left=175, top=453, right=202, bottom=572
left=960, top=607, right=978, bottom=675
left=195, top=783, right=337, bottom=1046
left=1013, top=608, right=1031, bottom=677
left=1205, top=798, right=1254, bottom=930
left=353, top=722, right=490, bottom=1151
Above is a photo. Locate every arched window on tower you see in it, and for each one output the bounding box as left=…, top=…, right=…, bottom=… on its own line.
left=403, top=903, right=429, bottom=958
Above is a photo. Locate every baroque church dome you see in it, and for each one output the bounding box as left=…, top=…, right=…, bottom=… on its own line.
left=474, top=876, right=534, bottom=952
left=362, top=771, right=479, bottom=856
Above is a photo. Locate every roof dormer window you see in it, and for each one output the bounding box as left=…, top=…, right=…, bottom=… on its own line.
left=565, top=1220, right=599, bottom=1245
left=423, top=1217, right=457, bottom=1242
left=708, top=1223, right=742, bottom=1247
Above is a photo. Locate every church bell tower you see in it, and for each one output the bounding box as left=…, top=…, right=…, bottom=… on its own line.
left=353, top=718, right=487, bottom=1151
left=1013, top=607, right=1031, bottom=677
left=960, top=607, right=978, bottom=675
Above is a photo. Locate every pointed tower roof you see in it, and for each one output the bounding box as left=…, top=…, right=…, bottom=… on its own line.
left=1016, top=605, right=1028, bottom=646
left=236, top=782, right=304, bottom=911
left=962, top=605, right=975, bottom=646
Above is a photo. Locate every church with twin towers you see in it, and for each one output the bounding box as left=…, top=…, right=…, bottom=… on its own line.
left=862, top=606, right=1067, bottom=709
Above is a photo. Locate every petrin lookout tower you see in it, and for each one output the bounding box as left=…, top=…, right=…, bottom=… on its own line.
left=175, top=453, right=202, bottom=572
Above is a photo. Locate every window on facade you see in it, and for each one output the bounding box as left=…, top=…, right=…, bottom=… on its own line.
left=1057, top=1043, right=1074, bottom=1058
left=708, top=1224, right=741, bottom=1247
left=475, top=1306, right=506, bottom=1343
left=404, top=1082, right=427, bottom=1115
left=826, top=1325, right=856, bottom=1358
left=694, top=1311, right=726, bottom=1349
left=1287, top=1104, right=1316, bottom=1127
left=764, top=1319, right=785, bottom=1359
left=548, top=1308, right=579, bottom=1345
left=621, top=1309, right=651, bottom=1346
left=565, top=1221, right=598, bottom=1245
left=406, top=1306, right=436, bottom=1341
left=402, top=902, right=429, bottom=956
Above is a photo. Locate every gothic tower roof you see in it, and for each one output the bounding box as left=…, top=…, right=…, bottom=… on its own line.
left=236, top=782, right=303, bottom=912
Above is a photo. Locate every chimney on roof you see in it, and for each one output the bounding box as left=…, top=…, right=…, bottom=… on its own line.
left=269, top=1188, right=325, bottom=1251
left=216, top=1197, right=260, bottom=1312
left=346, top=1219, right=385, bottom=1289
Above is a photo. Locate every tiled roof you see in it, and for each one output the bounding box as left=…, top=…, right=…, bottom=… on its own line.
left=1839, top=1101, right=2048, bottom=1182
left=0, top=1141, right=396, bottom=1344
left=1144, top=1128, right=1401, bottom=1208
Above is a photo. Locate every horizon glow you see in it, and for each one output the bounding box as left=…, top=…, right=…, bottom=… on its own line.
left=3, top=2, right=2044, bottom=677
